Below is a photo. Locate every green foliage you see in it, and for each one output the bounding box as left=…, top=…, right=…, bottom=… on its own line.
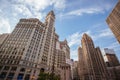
left=38, top=72, right=60, bottom=80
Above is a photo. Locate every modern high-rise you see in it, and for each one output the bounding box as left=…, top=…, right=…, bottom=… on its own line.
left=104, top=48, right=119, bottom=67
left=106, top=1, right=120, bottom=43
left=78, top=33, right=108, bottom=80
left=0, top=11, right=68, bottom=80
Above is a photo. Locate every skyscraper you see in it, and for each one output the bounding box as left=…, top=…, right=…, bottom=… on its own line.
left=55, top=38, right=71, bottom=80
left=104, top=48, right=120, bottom=80
left=78, top=33, right=108, bottom=80
left=0, top=11, right=67, bottom=80
left=104, top=48, right=119, bottom=67
left=72, top=61, right=79, bottom=80
left=106, top=1, right=120, bottom=43
left=0, top=34, right=9, bottom=47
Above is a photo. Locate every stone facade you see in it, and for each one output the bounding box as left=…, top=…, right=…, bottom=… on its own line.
left=0, top=11, right=70, bottom=80
left=106, top=1, right=120, bottom=43
left=55, top=38, right=71, bottom=80
left=0, top=34, right=9, bottom=47
left=78, top=33, right=108, bottom=80
left=104, top=48, right=119, bottom=67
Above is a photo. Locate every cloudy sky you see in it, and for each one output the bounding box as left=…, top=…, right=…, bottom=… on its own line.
left=0, top=0, right=119, bottom=61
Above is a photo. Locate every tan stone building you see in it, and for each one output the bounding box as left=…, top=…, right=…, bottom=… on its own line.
left=55, top=38, right=71, bottom=80
left=104, top=48, right=119, bottom=67
left=55, top=39, right=70, bottom=67
left=0, top=11, right=70, bottom=80
left=0, top=34, right=9, bottom=47
left=107, top=65, right=120, bottom=80
left=104, top=48, right=120, bottom=80
left=106, top=1, right=120, bottom=43
left=60, top=64, right=71, bottom=80
left=72, top=61, right=79, bottom=80
left=0, top=18, right=46, bottom=80
left=78, top=33, right=108, bottom=80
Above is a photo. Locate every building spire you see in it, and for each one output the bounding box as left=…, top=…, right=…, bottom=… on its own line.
left=82, top=33, right=93, bottom=41
left=64, top=39, right=68, bottom=44
left=45, top=10, right=55, bottom=26
left=82, top=33, right=94, bottom=48
left=46, top=10, right=55, bottom=19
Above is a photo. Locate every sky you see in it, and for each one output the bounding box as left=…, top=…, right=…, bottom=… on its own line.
left=0, top=0, right=119, bottom=61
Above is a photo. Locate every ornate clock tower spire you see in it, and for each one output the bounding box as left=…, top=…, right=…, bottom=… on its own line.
left=45, top=10, right=55, bottom=27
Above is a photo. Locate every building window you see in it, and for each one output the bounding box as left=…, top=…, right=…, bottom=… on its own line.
left=11, top=67, right=17, bottom=71
left=7, top=73, right=14, bottom=79
left=0, top=66, right=3, bottom=70
left=3, top=66, right=10, bottom=70
left=20, top=68, right=25, bottom=72
left=25, top=74, right=30, bottom=80
left=0, top=72, right=7, bottom=79
left=17, top=73, right=24, bottom=80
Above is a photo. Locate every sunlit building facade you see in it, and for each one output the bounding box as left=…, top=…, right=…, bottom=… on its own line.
left=55, top=38, right=71, bottom=80
left=104, top=48, right=119, bottom=67
left=78, top=33, right=108, bottom=80
left=104, top=48, right=120, bottom=80
left=0, top=34, right=9, bottom=47
left=106, top=1, right=120, bottom=43
left=0, top=11, right=64, bottom=80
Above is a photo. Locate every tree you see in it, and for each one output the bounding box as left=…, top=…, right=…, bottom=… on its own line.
left=38, top=72, right=49, bottom=80
left=38, top=72, right=60, bottom=80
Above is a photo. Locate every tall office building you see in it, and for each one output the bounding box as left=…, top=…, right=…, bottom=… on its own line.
left=78, top=47, right=84, bottom=80
left=55, top=39, right=70, bottom=67
left=104, top=48, right=119, bottom=67
left=55, top=39, right=71, bottom=80
left=0, top=11, right=63, bottom=80
left=104, top=48, right=120, bottom=80
left=78, top=33, right=108, bottom=80
left=72, top=61, right=79, bottom=80
left=106, top=1, right=120, bottom=43
left=0, top=34, right=9, bottom=47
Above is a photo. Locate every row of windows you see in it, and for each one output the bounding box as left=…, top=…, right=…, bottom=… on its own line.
left=24, top=29, right=44, bottom=61
left=0, top=65, right=35, bottom=79
left=0, top=47, right=24, bottom=56
left=0, top=60, right=20, bottom=65
left=22, top=61, right=38, bottom=68
left=1, top=66, right=17, bottom=71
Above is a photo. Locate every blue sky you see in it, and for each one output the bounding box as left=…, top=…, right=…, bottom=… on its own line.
left=0, top=0, right=119, bottom=61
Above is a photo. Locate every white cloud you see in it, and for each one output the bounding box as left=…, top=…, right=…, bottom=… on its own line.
left=0, top=9, right=2, bottom=13
left=0, top=18, right=11, bottom=34
left=13, top=4, right=32, bottom=17
left=0, top=0, right=66, bottom=34
left=66, top=7, right=104, bottom=16
left=99, top=29, right=113, bottom=37
left=67, top=30, right=91, bottom=47
left=33, top=11, right=46, bottom=19
left=60, top=0, right=113, bottom=17
left=92, top=28, right=114, bottom=40
left=67, top=32, right=81, bottom=47
left=24, top=0, right=52, bottom=11
left=11, top=0, right=66, bottom=19
left=52, top=0, right=66, bottom=10
left=24, top=0, right=66, bottom=10
left=106, top=42, right=120, bottom=51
